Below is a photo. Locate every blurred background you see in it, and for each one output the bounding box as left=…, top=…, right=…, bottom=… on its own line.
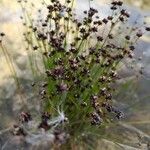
left=0, top=0, right=150, bottom=149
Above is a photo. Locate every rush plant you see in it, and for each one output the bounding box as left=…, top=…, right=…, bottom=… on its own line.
left=1, top=0, right=149, bottom=149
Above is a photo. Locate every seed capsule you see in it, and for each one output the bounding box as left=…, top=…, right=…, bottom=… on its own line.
left=102, top=18, right=108, bottom=24
left=136, top=31, right=143, bottom=37
left=117, top=1, right=123, bottom=6
left=97, top=36, right=103, bottom=41
left=0, top=32, right=5, bottom=37
left=125, top=35, right=130, bottom=40
left=145, top=27, right=150, bottom=31
left=107, top=16, right=113, bottom=20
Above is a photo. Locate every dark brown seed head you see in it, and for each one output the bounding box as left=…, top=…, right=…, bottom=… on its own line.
left=110, top=6, right=117, bottom=10
left=145, top=27, right=150, bottom=31
left=0, top=32, right=5, bottom=37
left=111, top=1, right=117, bottom=5
left=129, top=45, right=135, bottom=50
left=117, top=1, right=123, bottom=6
left=33, top=46, right=38, bottom=50
left=83, top=10, right=87, bottom=14
left=120, top=9, right=126, bottom=15
left=136, top=31, right=143, bottom=37
left=108, top=34, right=113, bottom=39
left=125, top=35, right=130, bottom=40
left=119, top=16, right=124, bottom=22
left=97, top=20, right=102, bottom=25
left=102, top=18, right=108, bottom=24
left=97, top=36, right=103, bottom=41
left=107, top=16, right=113, bottom=20
left=67, top=0, right=71, bottom=3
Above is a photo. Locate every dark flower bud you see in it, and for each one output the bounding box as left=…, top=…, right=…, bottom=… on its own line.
left=117, top=53, right=124, bottom=59
left=88, top=7, right=98, bottom=17
left=97, top=36, right=103, bottom=41
left=0, top=32, right=5, bottom=37
left=106, top=105, right=112, bottom=112
left=47, top=5, right=53, bottom=12
left=83, top=33, right=90, bottom=39
left=120, top=9, right=126, bottom=15
left=125, top=35, right=130, bottom=40
left=117, top=1, right=123, bottom=6
left=96, top=15, right=99, bottom=19
left=128, top=52, right=134, bottom=58
left=75, top=37, right=81, bottom=41
left=111, top=1, right=117, bottom=5
left=66, top=7, right=72, bottom=13
left=42, top=23, right=47, bottom=27
left=129, top=45, right=135, bottom=50
left=67, top=0, right=71, bottom=3
left=89, top=47, right=95, bottom=54
left=77, top=22, right=82, bottom=27
left=136, top=31, right=143, bottom=37
left=102, top=18, right=108, bottom=24
left=43, top=52, right=48, bottom=56
left=80, top=28, right=86, bottom=33
left=119, top=16, right=124, bottom=22
left=33, top=45, right=38, bottom=50
left=97, top=20, right=102, bottom=25
left=90, top=26, right=98, bottom=32
left=145, top=27, right=150, bottom=31
left=108, top=34, right=113, bottom=39
left=83, top=10, right=87, bottom=14
left=110, top=6, right=117, bottom=10
left=64, top=17, right=69, bottom=21
left=107, top=16, right=113, bottom=20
